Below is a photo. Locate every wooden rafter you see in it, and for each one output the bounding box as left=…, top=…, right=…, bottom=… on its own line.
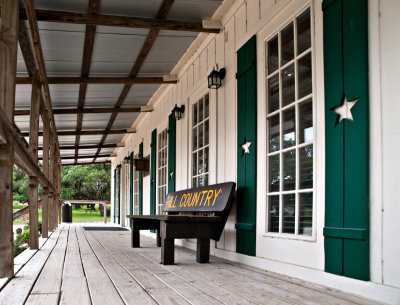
left=39, top=143, right=120, bottom=150
left=20, top=128, right=132, bottom=137
left=16, top=76, right=176, bottom=84
left=15, top=106, right=151, bottom=116
left=63, top=161, right=111, bottom=166
left=23, top=0, right=59, bottom=150
left=93, top=0, right=175, bottom=162
left=75, top=0, right=101, bottom=163
left=39, top=154, right=110, bottom=160
left=8, top=8, right=219, bottom=33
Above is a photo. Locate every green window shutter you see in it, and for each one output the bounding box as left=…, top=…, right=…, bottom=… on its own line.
left=117, top=165, right=121, bottom=224
left=129, top=152, right=134, bottom=215
left=138, top=142, right=143, bottom=215
left=113, top=168, right=116, bottom=223
left=323, top=0, right=369, bottom=281
left=235, top=35, right=257, bottom=256
left=168, top=114, right=176, bottom=193
left=150, top=129, right=157, bottom=215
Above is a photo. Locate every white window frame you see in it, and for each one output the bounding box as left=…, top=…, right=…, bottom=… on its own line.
left=258, top=2, right=320, bottom=242
left=190, top=91, right=211, bottom=188
left=133, top=154, right=139, bottom=215
left=157, top=127, right=168, bottom=214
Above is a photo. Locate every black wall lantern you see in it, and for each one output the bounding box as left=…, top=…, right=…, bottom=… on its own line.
left=208, top=67, right=226, bottom=89
left=123, top=156, right=130, bottom=164
left=172, top=104, right=185, bottom=120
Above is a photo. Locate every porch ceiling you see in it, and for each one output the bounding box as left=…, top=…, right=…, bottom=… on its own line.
left=11, top=0, right=222, bottom=165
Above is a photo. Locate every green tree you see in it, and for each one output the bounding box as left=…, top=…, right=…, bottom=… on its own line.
left=61, top=164, right=110, bottom=201
left=13, top=166, right=28, bottom=203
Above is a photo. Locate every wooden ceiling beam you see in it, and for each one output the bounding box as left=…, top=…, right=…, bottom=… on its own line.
left=39, top=154, right=110, bottom=160
left=62, top=161, right=111, bottom=166
left=75, top=0, right=101, bottom=163
left=11, top=8, right=219, bottom=33
left=93, top=0, right=175, bottom=162
left=20, top=129, right=132, bottom=137
left=23, top=0, right=60, bottom=150
left=15, top=106, right=149, bottom=115
left=39, top=143, right=119, bottom=150
left=15, top=76, right=176, bottom=85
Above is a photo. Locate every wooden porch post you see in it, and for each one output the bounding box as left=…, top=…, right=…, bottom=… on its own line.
left=41, top=112, right=49, bottom=237
left=48, top=132, right=55, bottom=231
left=58, top=160, right=62, bottom=224
left=0, top=0, right=19, bottom=277
left=28, top=71, right=41, bottom=249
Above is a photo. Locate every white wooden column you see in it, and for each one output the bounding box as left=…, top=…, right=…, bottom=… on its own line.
left=42, top=112, right=50, bottom=238
left=28, top=71, right=41, bottom=249
left=0, top=0, right=19, bottom=277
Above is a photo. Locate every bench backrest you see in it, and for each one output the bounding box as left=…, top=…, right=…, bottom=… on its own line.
left=162, top=182, right=236, bottom=240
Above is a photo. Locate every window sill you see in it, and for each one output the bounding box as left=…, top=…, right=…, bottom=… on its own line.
left=262, top=232, right=316, bottom=242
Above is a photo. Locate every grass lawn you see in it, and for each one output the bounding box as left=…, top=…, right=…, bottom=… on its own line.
left=13, top=204, right=110, bottom=225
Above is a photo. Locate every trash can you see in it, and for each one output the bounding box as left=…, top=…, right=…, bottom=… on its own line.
left=62, top=202, right=72, bottom=223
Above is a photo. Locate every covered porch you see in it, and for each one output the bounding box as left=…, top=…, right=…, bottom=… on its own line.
left=0, top=224, right=379, bottom=305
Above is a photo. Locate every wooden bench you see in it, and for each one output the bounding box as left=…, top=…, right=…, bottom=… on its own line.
left=128, top=182, right=236, bottom=264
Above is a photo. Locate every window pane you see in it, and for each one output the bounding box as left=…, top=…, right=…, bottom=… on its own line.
left=198, top=123, right=204, bottom=148
left=281, top=64, right=295, bottom=107
left=198, top=175, right=204, bottom=187
left=192, top=152, right=197, bottom=176
left=198, top=149, right=203, bottom=174
left=282, top=194, right=295, bottom=233
left=268, top=114, right=280, bottom=152
left=205, top=93, right=209, bottom=118
left=298, top=53, right=312, bottom=99
left=268, top=74, right=279, bottom=113
left=283, top=150, right=296, bottom=191
left=283, top=107, right=295, bottom=148
left=267, top=35, right=279, bottom=74
left=193, top=103, right=197, bottom=126
left=268, top=196, right=279, bottom=232
left=281, top=22, right=294, bottom=65
left=268, top=154, right=280, bottom=192
left=299, top=192, right=312, bottom=235
left=299, top=99, right=313, bottom=143
left=192, top=177, right=197, bottom=187
left=199, top=98, right=204, bottom=122
left=204, top=147, right=209, bottom=173
left=205, top=120, right=209, bottom=145
left=192, top=127, right=197, bottom=150
left=299, top=145, right=313, bottom=189
left=204, top=174, right=208, bottom=186
left=297, top=8, right=311, bottom=55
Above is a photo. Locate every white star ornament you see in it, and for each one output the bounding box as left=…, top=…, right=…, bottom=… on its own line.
left=331, top=96, right=359, bottom=125
left=241, top=141, right=251, bottom=154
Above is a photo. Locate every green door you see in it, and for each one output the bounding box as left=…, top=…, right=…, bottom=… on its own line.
left=117, top=165, right=121, bottom=224
left=138, top=142, right=143, bottom=215
left=235, top=36, right=257, bottom=256
left=150, top=129, right=157, bottom=215
left=168, top=114, right=176, bottom=193
left=323, top=0, right=369, bottom=280
left=129, top=152, right=134, bottom=215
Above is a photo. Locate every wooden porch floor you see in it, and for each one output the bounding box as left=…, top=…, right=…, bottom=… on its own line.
left=0, top=224, right=380, bottom=305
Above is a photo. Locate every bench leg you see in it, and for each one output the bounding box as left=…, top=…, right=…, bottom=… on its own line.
left=161, top=238, right=174, bottom=265
left=196, top=238, right=210, bottom=263
left=131, top=227, right=140, bottom=248
left=156, top=229, right=161, bottom=247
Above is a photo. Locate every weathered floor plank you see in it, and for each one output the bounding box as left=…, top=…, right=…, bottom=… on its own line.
left=75, top=224, right=125, bottom=305
left=59, top=225, right=91, bottom=305
left=0, top=226, right=64, bottom=305
left=0, top=224, right=382, bottom=305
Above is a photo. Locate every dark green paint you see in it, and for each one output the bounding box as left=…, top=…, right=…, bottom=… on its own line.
left=130, top=152, right=134, bottom=215
left=168, top=114, right=176, bottom=193
left=235, top=35, right=257, bottom=256
left=150, top=129, right=157, bottom=216
left=117, top=165, right=121, bottom=224
left=139, top=142, right=143, bottom=215
left=323, top=0, right=369, bottom=281
left=113, top=168, right=116, bottom=223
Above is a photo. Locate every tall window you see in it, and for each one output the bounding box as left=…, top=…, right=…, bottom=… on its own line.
left=192, top=93, right=210, bottom=187
left=266, top=8, right=313, bottom=236
left=133, top=155, right=139, bottom=215
left=158, top=129, right=168, bottom=214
